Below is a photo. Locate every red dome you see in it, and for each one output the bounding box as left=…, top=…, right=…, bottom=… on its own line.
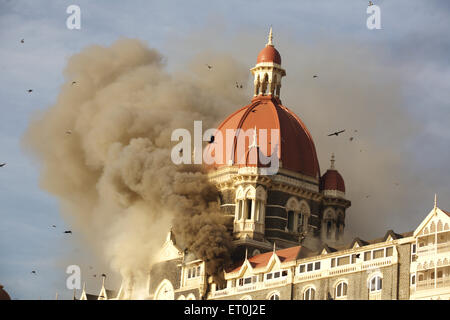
left=207, top=96, right=320, bottom=178
left=257, top=45, right=281, bottom=65
left=321, top=169, right=345, bottom=193
left=0, top=285, right=11, bottom=300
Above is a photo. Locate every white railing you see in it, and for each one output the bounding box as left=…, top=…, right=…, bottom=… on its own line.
left=413, top=278, right=450, bottom=292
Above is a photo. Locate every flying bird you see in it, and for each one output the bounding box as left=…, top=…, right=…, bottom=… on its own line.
left=27, top=89, right=33, bottom=93
left=63, top=230, right=72, bottom=234
left=21, top=39, right=24, bottom=43
left=71, top=81, right=76, bottom=85
left=313, top=75, right=318, bottom=78
left=328, top=129, right=345, bottom=137
left=101, top=273, right=106, bottom=277
left=0, top=163, right=6, bottom=167
left=31, top=270, right=36, bottom=274
left=206, top=64, right=212, bottom=70
left=65, top=130, right=72, bottom=135
left=51, top=225, right=56, bottom=228
left=349, top=137, right=354, bottom=142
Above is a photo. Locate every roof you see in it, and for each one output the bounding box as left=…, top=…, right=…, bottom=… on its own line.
left=105, top=289, right=117, bottom=299
left=207, top=95, right=320, bottom=178
left=257, top=45, right=281, bottom=64
left=227, top=246, right=305, bottom=273
left=442, top=209, right=450, bottom=217
left=321, top=169, right=345, bottom=192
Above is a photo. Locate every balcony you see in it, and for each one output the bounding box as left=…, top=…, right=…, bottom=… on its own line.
left=410, top=278, right=450, bottom=297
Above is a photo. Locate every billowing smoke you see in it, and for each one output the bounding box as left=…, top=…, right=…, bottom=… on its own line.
left=23, top=38, right=249, bottom=295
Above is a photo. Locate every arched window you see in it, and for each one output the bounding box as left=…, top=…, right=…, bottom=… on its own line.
left=268, top=291, right=280, bottom=300
left=335, top=281, right=348, bottom=299
left=369, top=275, right=382, bottom=292
left=287, top=210, right=295, bottom=231
left=327, top=221, right=332, bottom=239
left=303, top=287, right=315, bottom=300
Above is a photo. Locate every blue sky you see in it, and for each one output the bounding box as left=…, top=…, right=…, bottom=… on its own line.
left=0, top=0, right=449, bottom=299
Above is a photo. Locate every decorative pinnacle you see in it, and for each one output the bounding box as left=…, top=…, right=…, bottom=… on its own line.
left=434, top=193, right=437, bottom=210
left=267, top=26, right=273, bottom=46
left=330, top=153, right=335, bottom=169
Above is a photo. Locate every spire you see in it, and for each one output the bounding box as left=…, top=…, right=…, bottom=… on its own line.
left=245, top=248, right=248, bottom=260
left=101, top=273, right=106, bottom=289
left=273, top=241, right=276, bottom=253
left=330, top=153, right=335, bottom=169
left=434, top=193, right=438, bottom=212
left=267, top=26, right=273, bottom=46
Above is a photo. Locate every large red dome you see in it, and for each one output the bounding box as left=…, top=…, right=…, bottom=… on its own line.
left=207, top=96, right=320, bottom=178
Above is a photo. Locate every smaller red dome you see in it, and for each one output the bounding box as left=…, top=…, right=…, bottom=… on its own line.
left=321, top=169, right=345, bottom=193
left=0, top=285, right=11, bottom=300
left=257, top=45, right=281, bottom=65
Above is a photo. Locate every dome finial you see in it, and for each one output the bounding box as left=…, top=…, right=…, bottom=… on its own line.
left=330, top=152, right=335, bottom=169
left=267, top=26, right=273, bottom=46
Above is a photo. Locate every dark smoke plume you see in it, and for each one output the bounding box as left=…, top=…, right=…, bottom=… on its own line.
left=23, top=38, right=248, bottom=297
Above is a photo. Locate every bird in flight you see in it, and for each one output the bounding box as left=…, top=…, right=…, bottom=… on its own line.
left=71, top=81, right=76, bottom=85
left=65, top=130, right=72, bottom=135
left=206, top=64, right=212, bottom=70
left=51, top=225, right=56, bottom=228
left=328, top=129, right=345, bottom=137
left=235, top=82, right=243, bottom=88
left=31, top=270, right=37, bottom=274
left=349, top=137, right=354, bottom=142
left=313, top=75, right=318, bottom=78
left=27, top=89, right=33, bottom=93
left=64, top=230, right=72, bottom=234
left=21, top=39, right=24, bottom=43
left=0, top=163, right=6, bottom=167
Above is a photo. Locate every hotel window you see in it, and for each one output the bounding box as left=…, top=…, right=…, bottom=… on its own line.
left=239, top=276, right=257, bottom=286
left=386, top=247, right=393, bottom=257
left=337, top=256, right=350, bottom=266
left=287, top=210, right=295, bottom=231
left=364, top=251, right=371, bottom=261
left=268, top=292, right=280, bottom=300
left=369, top=275, right=382, bottom=292
left=246, top=199, right=252, bottom=219
left=411, top=275, right=416, bottom=286
left=266, top=270, right=288, bottom=281
left=411, top=244, right=417, bottom=254
left=303, top=287, right=315, bottom=300
left=299, top=262, right=321, bottom=273
left=335, top=282, right=348, bottom=299
left=373, top=249, right=384, bottom=259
